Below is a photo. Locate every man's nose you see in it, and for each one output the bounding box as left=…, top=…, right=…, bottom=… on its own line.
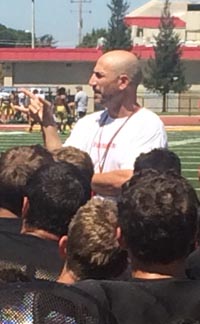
left=89, top=74, right=96, bottom=87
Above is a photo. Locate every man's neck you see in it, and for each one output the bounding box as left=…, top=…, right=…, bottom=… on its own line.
left=0, top=208, right=18, bottom=219
left=57, top=267, right=78, bottom=285
left=107, top=103, right=141, bottom=119
left=132, top=259, right=187, bottom=280
left=21, top=226, right=59, bottom=241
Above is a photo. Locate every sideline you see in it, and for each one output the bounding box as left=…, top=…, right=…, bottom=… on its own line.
left=166, top=126, right=200, bottom=131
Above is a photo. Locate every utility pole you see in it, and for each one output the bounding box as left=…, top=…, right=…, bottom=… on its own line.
left=70, top=0, right=92, bottom=45
left=31, top=0, right=35, bottom=48
left=78, top=0, right=83, bottom=45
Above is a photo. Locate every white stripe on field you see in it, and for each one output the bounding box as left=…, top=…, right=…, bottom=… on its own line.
left=182, top=162, right=200, bottom=165
left=0, top=131, right=27, bottom=135
left=175, top=148, right=200, bottom=149
left=169, top=138, right=200, bottom=147
left=187, top=177, right=199, bottom=180
left=175, top=151, right=200, bottom=153
left=179, top=157, right=200, bottom=159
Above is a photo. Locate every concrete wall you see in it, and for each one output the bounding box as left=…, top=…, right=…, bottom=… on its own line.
left=11, top=61, right=95, bottom=113
left=184, top=61, right=200, bottom=84
left=141, top=59, right=200, bottom=85
left=13, top=61, right=94, bottom=85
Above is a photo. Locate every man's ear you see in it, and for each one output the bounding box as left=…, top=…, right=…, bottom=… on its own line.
left=118, top=74, right=129, bottom=90
left=117, top=226, right=127, bottom=248
left=116, top=226, right=121, bottom=240
left=21, top=197, right=30, bottom=233
left=22, top=196, right=29, bottom=219
left=58, top=235, right=68, bottom=260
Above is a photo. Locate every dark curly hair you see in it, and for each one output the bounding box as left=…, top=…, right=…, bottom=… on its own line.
left=118, top=169, right=199, bottom=265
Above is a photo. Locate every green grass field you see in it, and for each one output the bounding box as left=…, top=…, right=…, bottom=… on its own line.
left=0, top=129, right=199, bottom=192
left=167, top=130, right=200, bottom=192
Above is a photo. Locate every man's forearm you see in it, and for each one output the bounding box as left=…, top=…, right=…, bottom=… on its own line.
left=41, top=105, right=62, bottom=151
left=92, top=169, right=133, bottom=197
left=42, top=125, right=62, bottom=151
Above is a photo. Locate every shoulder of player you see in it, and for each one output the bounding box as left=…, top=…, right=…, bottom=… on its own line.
left=135, top=107, right=164, bottom=124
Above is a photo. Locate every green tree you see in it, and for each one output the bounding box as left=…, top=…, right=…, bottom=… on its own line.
left=0, top=24, right=31, bottom=47
left=104, top=0, right=132, bottom=51
left=0, top=24, right=56, bottom=48
left=36, top=34, right=57, bottom=47
left=77, top=28, right=108, bottom=48
left=143, top=0, right=188, bottom=112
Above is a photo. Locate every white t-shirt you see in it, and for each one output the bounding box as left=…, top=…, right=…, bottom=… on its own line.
left=75, top=91, right=88, bottom=112
left=63, top=108, right=167, bottom=173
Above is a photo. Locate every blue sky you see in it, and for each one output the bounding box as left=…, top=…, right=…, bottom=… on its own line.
left=0, top=0, right=148, bottom=47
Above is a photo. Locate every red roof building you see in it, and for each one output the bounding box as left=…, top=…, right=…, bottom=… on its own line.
left=0, top=47, right=102, bottom=62
left=0, top=46, right=199, bottom=63
left=124, top=16, right=186, bottom=29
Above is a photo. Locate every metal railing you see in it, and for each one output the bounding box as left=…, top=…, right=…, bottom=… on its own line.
left=137, top=93, right=200, bottom=115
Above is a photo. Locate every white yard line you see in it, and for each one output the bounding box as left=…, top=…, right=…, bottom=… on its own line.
left=187, top=177, right=199, bottom=180
left=169, top=138, right=200, bottom=147
left=182, top=162, right=200, bottom=165
left=0, top=131, right=27, bottom=135
left=179, top=156, right=200, bottom=159
left=175, top=151, right=200, bottom=154
left=182, top=169, right=199, bottom=171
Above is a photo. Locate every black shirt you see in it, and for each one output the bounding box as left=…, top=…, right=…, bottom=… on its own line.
left=76, top=278, right=200, bottom=324
left=0, top=217, right=22, bottom=233
left=0, top=231, right=64, bottom=281
left=185, top=247, right=200, bottom=279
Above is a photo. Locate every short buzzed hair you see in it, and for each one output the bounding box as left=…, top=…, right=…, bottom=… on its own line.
left=0, top=145, right=53, bottom=190
left=101, top=50, right=142, bottom=86
left=134, top=148, right=181, bottom=175
left=76, top=86, right=83, bottom=91
left=121, top=54, right=142, bottom=86
left=25, top=161, right=91, bottom=237
left=0, top=145, right=53, bottom=216
left=66, top=198, right=128, bottom=280
left=52, top=146, right=94, bottom=183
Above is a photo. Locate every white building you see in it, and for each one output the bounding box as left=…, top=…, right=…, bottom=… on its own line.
left=124, top=0, right=200, bottom=46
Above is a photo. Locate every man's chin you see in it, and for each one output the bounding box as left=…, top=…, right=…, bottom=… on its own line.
left=94, top=92, right=102, bottom=99
left=94, top=95, right=105, bottom=106
left=94, top=91, right=110, bottom=105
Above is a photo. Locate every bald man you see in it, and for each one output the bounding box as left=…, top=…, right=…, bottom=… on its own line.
left=16, top=50, right=167, bottom=199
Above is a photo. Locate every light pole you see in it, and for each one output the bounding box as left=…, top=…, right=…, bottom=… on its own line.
left=70, top=0, right=92, bottom=45
left=78, top=0, right=83, bottom=45
left=31, top=0, right=35, bottom=48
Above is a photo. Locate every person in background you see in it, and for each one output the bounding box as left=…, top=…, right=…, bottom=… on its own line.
left=74, top=86, right=88, bottom=119
left=54, top=87, right=70, bottom=133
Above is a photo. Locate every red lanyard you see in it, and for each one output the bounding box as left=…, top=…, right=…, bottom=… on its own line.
left=97, top=112, right=134, bottom=173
